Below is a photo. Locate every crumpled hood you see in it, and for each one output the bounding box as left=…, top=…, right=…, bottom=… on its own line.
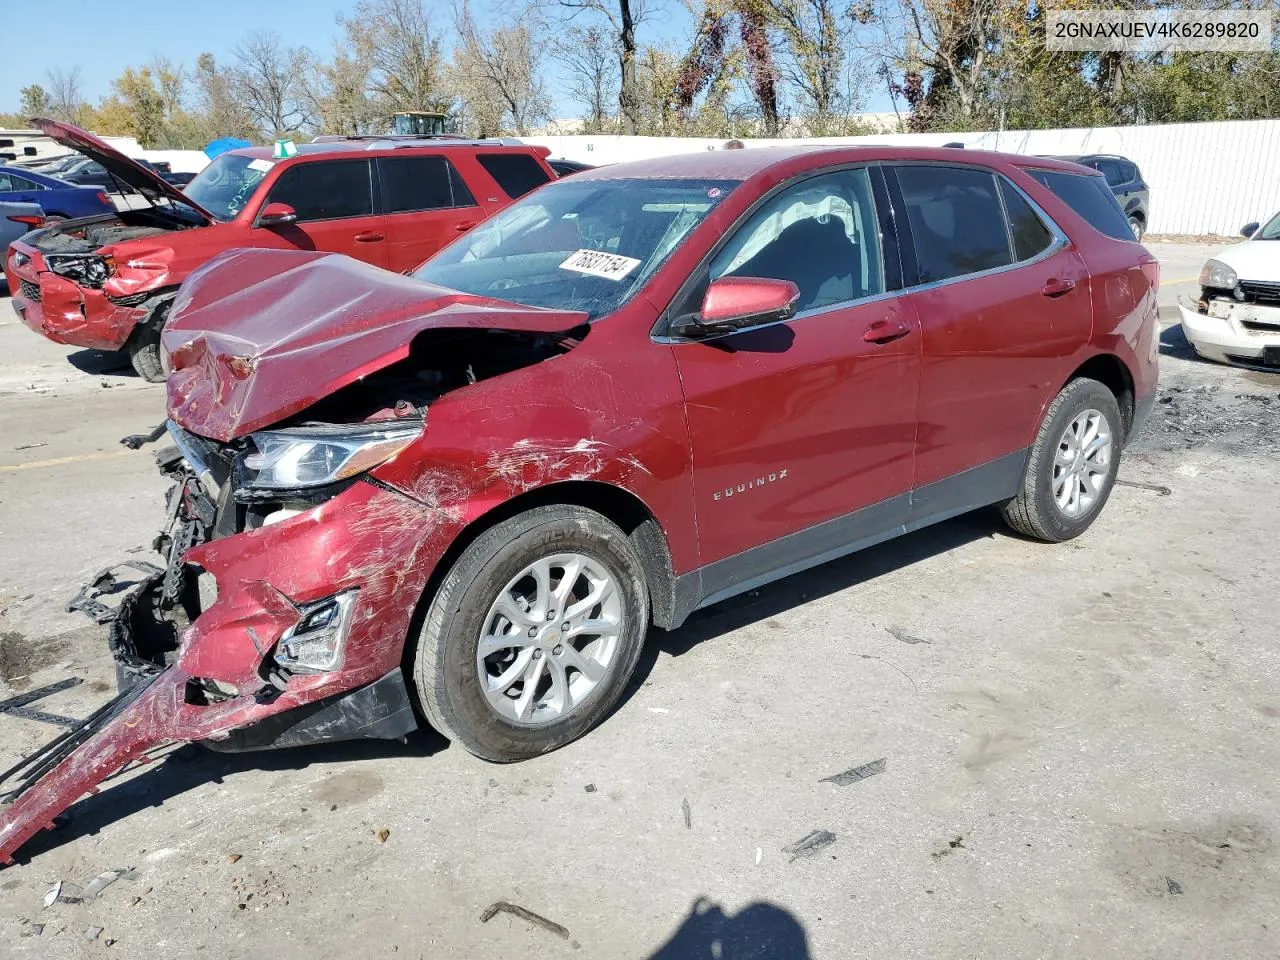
left=163, top=249, right=589, bottom=442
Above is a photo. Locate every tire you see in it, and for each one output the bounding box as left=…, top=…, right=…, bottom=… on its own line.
left=1128, top=215, right=1144, bottom=241
left=126, top=300, right=172, bottom=382
left=413, top=505, right=649, bottom=761
left=1002, top=378, right=1122, bottom=543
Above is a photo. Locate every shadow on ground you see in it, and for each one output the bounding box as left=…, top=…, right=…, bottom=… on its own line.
left=1159, top=321, right=1198, bottom=361
left=647, top=898, right=810, bottom=959
left=14, top=727, right=449, bottom=864
left=66, top=349, right=134, bottom=377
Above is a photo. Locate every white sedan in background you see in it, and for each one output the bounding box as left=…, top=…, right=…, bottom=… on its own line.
left=1180, top=212, right=1280, bottom=370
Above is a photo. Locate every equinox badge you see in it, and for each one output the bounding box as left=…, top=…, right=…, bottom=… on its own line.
left=713, top=469, right=789, bottom=502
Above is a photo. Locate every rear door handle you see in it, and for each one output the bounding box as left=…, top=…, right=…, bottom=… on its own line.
left=354, top=231, right=385, bottom=242
left=1041, top=277, right=1076, bottom=298
left=454, top=221, right=479, bottom=232
left=863, top=319, right=912, bottom=344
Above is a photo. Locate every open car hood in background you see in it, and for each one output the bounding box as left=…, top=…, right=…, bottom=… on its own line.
left=162, top=250, right=590, bottom=442
left=33, top=118, right=215, bottom=224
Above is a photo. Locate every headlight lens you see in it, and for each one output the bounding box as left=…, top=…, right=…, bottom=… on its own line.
left=241, top=422, right=422, bottom=490
left=1198, top=259, right=1238, bottom=290
left=45, top=253, right=115, bottom=287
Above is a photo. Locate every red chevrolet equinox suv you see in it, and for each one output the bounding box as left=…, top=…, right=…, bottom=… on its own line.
left=1, top=146, right=1159, bottom=864
left=4, top=120, right=555, bottom=380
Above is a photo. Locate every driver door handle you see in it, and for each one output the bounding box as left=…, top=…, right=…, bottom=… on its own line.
left=1041, top=277, right=1075, bottom=298
left=354, top=231, right=384, bottom=242
left=863, top=319, right=912, bottom=344
left=455, top=221, right=479, bottom=232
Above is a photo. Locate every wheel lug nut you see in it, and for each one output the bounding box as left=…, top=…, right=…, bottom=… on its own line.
left=533, top=649, right=542, bottom=659
left=528, top=627, right=537, bottom=638
left=561, top=622, right=570, bottom=632
left=553, top=644, right=563, bottom=656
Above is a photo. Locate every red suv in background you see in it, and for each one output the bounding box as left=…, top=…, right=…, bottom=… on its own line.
left=4, top=120, right=555, bottom=379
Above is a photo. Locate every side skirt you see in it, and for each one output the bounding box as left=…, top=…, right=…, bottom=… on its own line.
left=668, top=448, right=1030, bottom=626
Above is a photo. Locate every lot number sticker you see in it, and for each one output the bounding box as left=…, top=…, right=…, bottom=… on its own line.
left=559, top=249, right=641, bottom=281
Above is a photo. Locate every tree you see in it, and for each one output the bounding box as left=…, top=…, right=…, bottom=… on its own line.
left=19, top=84, right=50, bottom=119
left=45, top=66, right=88, bottom=125
left=110, top=68, right=167, bottom=146
left=453, top=4, right=551, bottom=136
left=341, top=0, right=454, bottom=124
left=193, top=52, right=258, bottom=141
left=232, top=31, right=316, bottom=137
left=558, top=25, right=617, bottom=131
left=767, top=0, right=853, bottom=133
left=558, top=0, right=656, bottom=134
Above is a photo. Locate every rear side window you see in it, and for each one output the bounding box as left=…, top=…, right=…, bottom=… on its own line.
left=267, top=159, right=374, bottom=222
left=379, top=156, right=476, bottom=213
left=1024, top=169, right=1133, bottom=241
left=0, top=172, right=39, bottom=191
left=894, top=165, right=1012, bottom=283
left=1095, top=159, right=1124, bottom=186
left=477, top=153, right=551, bottom=198
left=999, top=179, right=1055, bottom=261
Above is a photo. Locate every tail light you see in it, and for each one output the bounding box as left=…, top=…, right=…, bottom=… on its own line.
left=96, top=191, right=111, bottom=206
left=6, top=214, right=45, bottom=227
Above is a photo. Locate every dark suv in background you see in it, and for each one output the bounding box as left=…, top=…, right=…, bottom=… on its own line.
left=1049, top=155, right=1149, bottom=240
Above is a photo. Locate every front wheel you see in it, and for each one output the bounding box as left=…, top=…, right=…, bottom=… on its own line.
left=413, top=505, right=649, bottom=761
left=1002, top=378, right=1122, bottom=542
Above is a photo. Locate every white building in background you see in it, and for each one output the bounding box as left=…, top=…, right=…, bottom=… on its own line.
left=0, top=128, right=143, bottom=163
left=537, top=112, right=906, bottom=136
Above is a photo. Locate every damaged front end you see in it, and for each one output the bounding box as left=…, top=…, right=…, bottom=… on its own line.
left=1, top=251, right=591, bottom=866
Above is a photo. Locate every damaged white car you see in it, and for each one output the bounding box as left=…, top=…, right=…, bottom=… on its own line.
left=1179, top=213, right=1280, bottom=370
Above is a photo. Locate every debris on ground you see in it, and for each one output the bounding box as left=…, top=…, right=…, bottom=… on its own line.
left=821, top=757, right=887, bottom=787
left=1166, top=877, right=1185, bottom=896
left=227, top=854, right=242, bottom=865
left=19, top=922, right=43, bottom=937
left=479, top=901, right=571, bottom=940
left=931, top=836, right=966, bottom=861
left=84, top=925, right=103, bottom=940
left=1115, top=478, right=1173, bottom=496
left=375, top=828, right=391, bottom=843
left=43, top=881, right=84, bottom=908
left=682, top=797, right=692, bottom=829
left=82, top=868, right=135, bottom=901
left=584, top=783, right=597, bottom=793
left=783, top=830, right=837, bottom=862
left=1132, top=384, right=1280, bottom=453
left=886, top=626, right=930, bottom=645
left=13, top=442, right=46, bottom=452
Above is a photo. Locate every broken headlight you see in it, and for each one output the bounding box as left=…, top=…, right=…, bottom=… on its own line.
left=44, top=253, right=115, bottom=288
left=241, top=422, right=421, bottom=491
left=275, top=589, right=358, bottom=673
left=1199, top=259, right=1237, bottom=291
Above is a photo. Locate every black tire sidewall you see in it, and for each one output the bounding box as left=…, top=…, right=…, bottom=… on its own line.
left=417, top=508, right=648, bottom=761
left=1028, top=381, right=1122, bottom=540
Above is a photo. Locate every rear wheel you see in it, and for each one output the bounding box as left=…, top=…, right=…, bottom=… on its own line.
left=413, top=505, right=649, bottom=761
left=1002, top=377, right=1122, bottom=542
left=1128, top=215, right=1145, bottom=240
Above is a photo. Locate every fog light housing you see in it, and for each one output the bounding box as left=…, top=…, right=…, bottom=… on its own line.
left=274, top=589, right=358, bottom=674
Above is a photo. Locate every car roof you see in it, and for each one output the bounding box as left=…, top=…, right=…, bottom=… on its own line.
left=226, top=139, right=543, bottom=161
left=568, top=144, right=1098, bottom=182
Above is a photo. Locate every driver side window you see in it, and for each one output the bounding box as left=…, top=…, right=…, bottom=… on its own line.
left=710, top=168, right=884, bottom=313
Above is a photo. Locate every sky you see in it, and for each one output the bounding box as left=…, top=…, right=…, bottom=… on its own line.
left=0, top=0, right=894, bottom=121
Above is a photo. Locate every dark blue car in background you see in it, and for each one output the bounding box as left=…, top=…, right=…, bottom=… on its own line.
left=0, top=165, right=116, bottom=221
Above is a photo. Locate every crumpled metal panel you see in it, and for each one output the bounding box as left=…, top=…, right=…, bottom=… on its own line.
left=162, top=249, right=590, bottom=442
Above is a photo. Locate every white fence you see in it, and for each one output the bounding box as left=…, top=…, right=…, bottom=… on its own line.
left=528, top=118, right=1280, bottom=237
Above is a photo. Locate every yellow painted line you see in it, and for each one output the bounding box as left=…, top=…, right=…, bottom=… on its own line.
left=1162, top=274, right=1199, bottom=286
left=0, top=449, right=134, bottom=474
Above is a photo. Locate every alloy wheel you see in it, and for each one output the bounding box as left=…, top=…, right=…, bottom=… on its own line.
left=1052, top=408, right=1113, bottom=518
left=476, top=553, right=623, bottom=727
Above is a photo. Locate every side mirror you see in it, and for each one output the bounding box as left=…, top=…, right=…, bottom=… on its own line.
left=256, top=201, right=297, bottom=227
left=1241, top=221, right=1260, bottom=238
left=676, top=277, right=800, bottom=338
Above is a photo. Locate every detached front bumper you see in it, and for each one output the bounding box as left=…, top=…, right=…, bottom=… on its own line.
left=0, top=477, right=453, bottom=866
left=1179, top=297, right=1280, bottom=369
left=5, top=244, right=148, bottom=351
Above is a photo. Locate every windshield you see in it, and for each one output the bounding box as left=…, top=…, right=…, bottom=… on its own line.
left=414, top=177, right=738, bottom=319
left=1257, top=211, right=1280, bottom=240
left=184, top=152, right=274, bottom=222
